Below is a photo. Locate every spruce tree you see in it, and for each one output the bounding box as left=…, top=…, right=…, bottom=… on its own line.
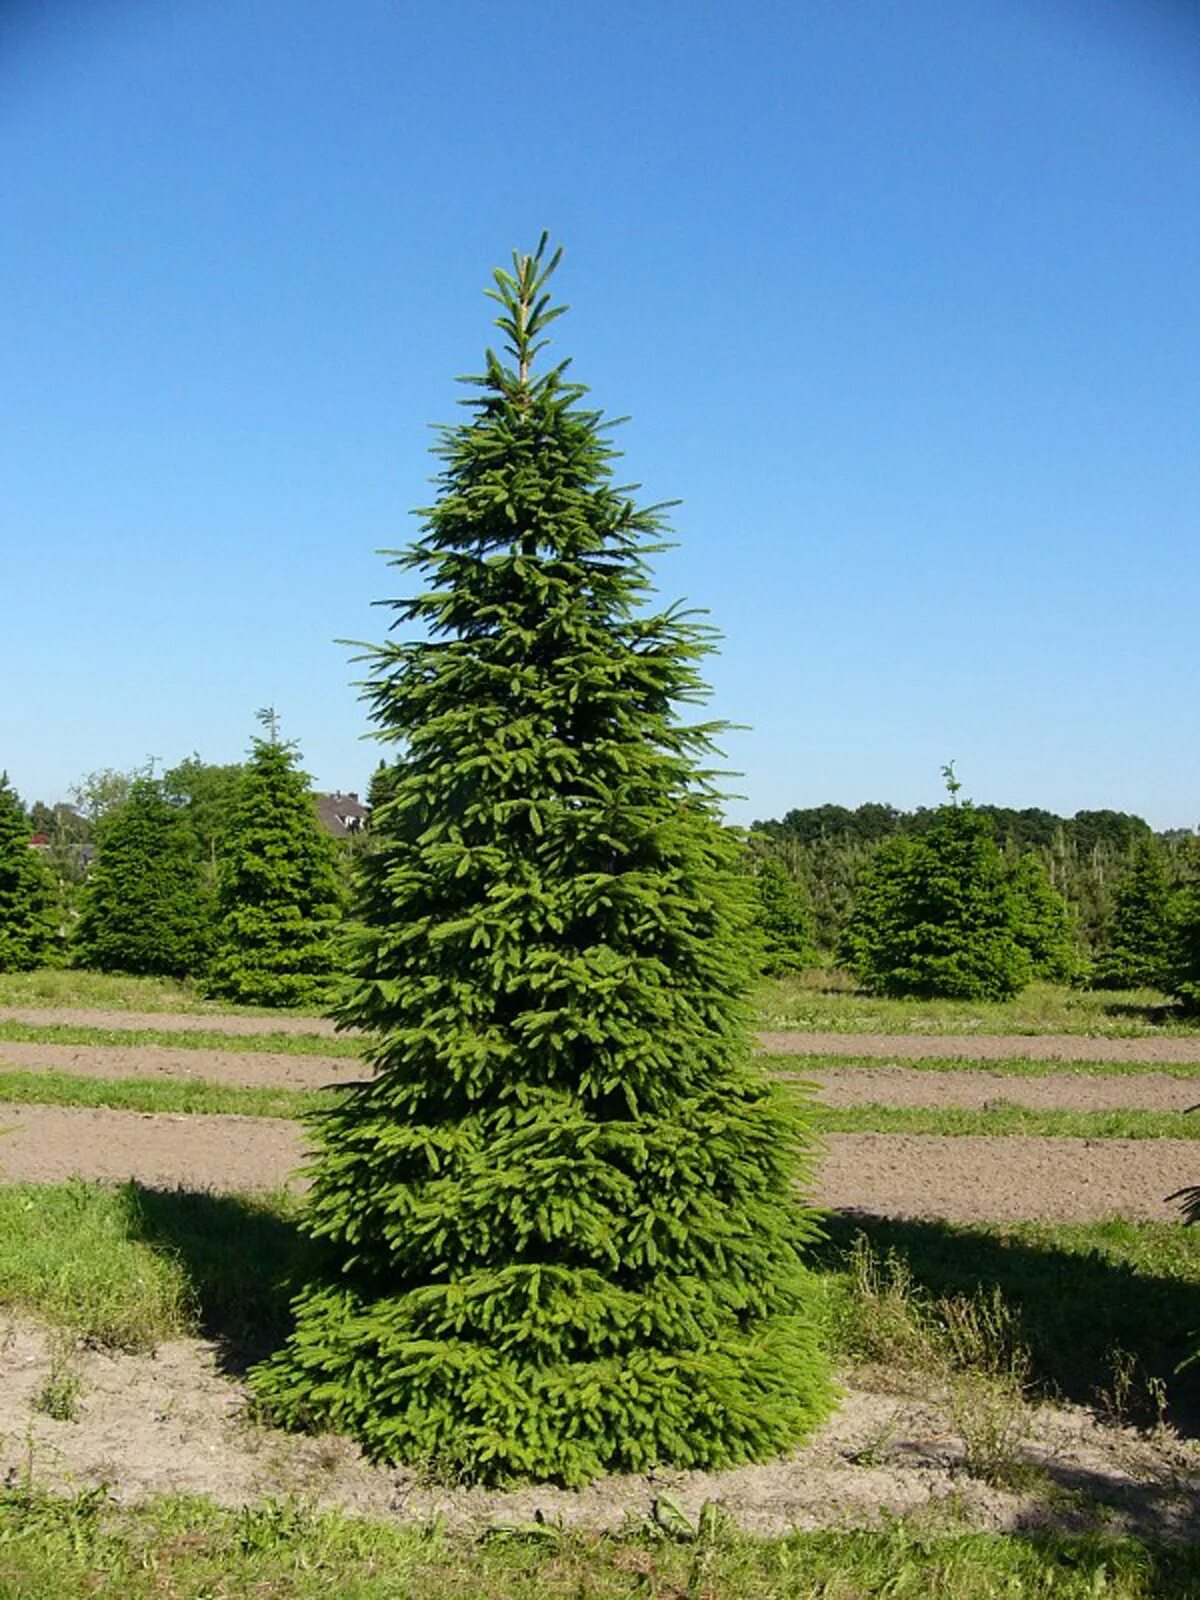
left=0, top=774, right=59, bottom=970
left=204, top=716, right=344, bottom=1008
left=73, top=777, right=210, bottom=977
left=842, top=791, right=1031, bottom=1000
left=753, top=849, right=816, bottom=975
left=1008, top=853, right=1078, bottom=983
left=1092, top=837, right=1174, bottom=991
left=252, top=238, right=830, bottom=1484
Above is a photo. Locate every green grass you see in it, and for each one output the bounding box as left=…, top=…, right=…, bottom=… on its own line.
left=0, top=1068, right=329, bottom=1119
left=756, top=970, right=1196, bottom=1037
left=0, top=968, right=318, bottom=1019
left=4, top=1067, right=1199, bottom=1138
left=0, top=1017, right=358, bottom=1055
left=810, top=1103, right=1200, bottom=1140
left=3, top=1182, right=1199, bottom=1430
left=767, top=1052, right=1200, bottom=1078
left=3, top=1494, right=1197, bottom=1600
left=3, top=1067, right=1198, bottom=1136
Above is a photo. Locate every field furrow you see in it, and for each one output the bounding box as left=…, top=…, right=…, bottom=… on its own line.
left=1, top=1103, right=1194, bottom=1221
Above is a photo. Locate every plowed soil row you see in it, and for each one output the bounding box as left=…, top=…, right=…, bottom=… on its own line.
left=6, top=1006, right=1200, bottom=1059
left=0, top=1102, right=1192, bottom=1221
left=5, top=1042, right=1200, bottom=1110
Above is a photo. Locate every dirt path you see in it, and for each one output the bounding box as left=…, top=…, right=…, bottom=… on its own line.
left=0, top=1104, right=306, bottom=1191
left=820, top=1133, right=1195, bottom=1223
left=1, top=1104, right=1193, bottom=1221
left=760, top=1032, right=1200, bottom=1063
left=0, top=1006, right=341, bottom=1037
left=8, top=1040, right=1200, bottom=1112
left=795, top=1067, right=1200, bottom=1112
left=5, top=1320, right=1195, bottom=1539
left=0, top=1041, right=365, bottom=1091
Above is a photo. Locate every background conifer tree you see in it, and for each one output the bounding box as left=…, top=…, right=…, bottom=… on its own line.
left=73, top=776, right=210, bottom=976
left=752, top=847, right=816, bottom=975
left=1091, top=836, right=1173, bottom=990
left=0, top=774, right=60, bottom=970
left=252, top=238, right=830, bottom=1485
left=204, top=714, right=344, bottom=1007
left=1008, top=852, right=1078, bottom=982
left=842, top=778, right=1031, bottom=1000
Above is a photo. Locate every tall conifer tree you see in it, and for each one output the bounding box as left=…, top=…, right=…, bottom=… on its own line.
left=1092, top=837, right=1173, bottom=990
left=73, top=777, right=210, bottom=977
left=253, top=238, right=830, bottom=1484
left=0, top=774, right=59, bottom=970
left=204, top=714, right=344, bottom=1008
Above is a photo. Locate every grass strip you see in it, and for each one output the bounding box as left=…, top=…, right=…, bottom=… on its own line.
left=809, top=1103, right=1200, bottom=1140
left=4, top=1494, right=1199, bottom=1600
left=3, top=1182, right=1199, bottom=1428
left=766, top=1052, right=1200, bottom=1079
left=0, top=1069, right=328, bottom=1119
left=2, top=1070, right=1199, bottom=1136
left=0, top=1019, right=360, bottom=1058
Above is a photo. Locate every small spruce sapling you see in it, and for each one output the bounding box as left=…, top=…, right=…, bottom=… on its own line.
left=752, top=847, right=816, bottom=975
left=1092, top=837, right=1174, bottom=991
left=204, top=713, right=345, bottom=1008
left=0, top=774, right=60, bottom=970
left=251, top=237, right=831, bottom=1485
left=842, top=768, right=1031, bottom=1000
left=72, top=776, right=211, bottom=977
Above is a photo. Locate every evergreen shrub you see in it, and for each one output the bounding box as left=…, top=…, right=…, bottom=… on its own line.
left=0, top=774, right=60, bottom=970
left=841, top=802, right=1031, bottom=1000
left=204, top=725, right=344, bottom=1008
left=72, top=777, right=210, bottom=977
left=251, top=238, right=831, bottom=1485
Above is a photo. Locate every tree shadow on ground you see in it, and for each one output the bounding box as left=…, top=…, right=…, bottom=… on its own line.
left=1099, top=999, right=1188, bottom=1028
left=130, top=1185, right=308, bottom=1373
left=815, top=1212, right=1200, bottom=1436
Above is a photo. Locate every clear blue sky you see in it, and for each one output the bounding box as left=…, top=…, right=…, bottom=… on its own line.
left=2, top=0, right=1197, bottom=827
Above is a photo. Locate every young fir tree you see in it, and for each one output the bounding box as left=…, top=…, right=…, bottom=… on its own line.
left=252, top=238, right=830, bottom=1485
left=753, top=849, right=816, bottom=975
left=1008, top=852, right=1078, bottom=983
left=841, top=773, right=1031, bottom=1000
left=0, top=774, right=60, bottom=970
left=204, top=714, right=344, bottom=1008
left=73, top=777, right=211, bottom=977
left=1091, top=836, right=1174, bottom=991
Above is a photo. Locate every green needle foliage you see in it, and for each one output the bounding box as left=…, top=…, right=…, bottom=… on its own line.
left=204, top=719, right=344, bottom=1008
left=842, top=791, right=1031, bottom=1001
left=1009, top=853, right=1078, bottom=983
left=253, top=237, right=830, bottom=1485
left=1092, top=837, right=1174, bottom=991
left=753, top=848, right=816, bottom=975
left=73, top=778, right=211, bottom=978
left=0, top=773, right=60, bottom=970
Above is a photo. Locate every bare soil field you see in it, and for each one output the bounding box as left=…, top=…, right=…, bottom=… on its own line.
left=0, top=1104, right=305, bottom=1191
left=0, top=1006, right=341, bottom=1037
left=0, top=1040, right=364, bottom=1091
left=761, top=1032, right=1200, bottom=1063
left=4, top=1317, right=1196, bottom=1540
left=9, top=1039, right=1200, bottom=1111
left=1, top=1104, right=1192, bottom=1221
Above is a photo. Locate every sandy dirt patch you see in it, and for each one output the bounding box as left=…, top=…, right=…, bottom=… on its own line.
left=7, top=1040, right=1198, bottom=1112
left=3, top=1318, right=1196, bottom=1539
left=821, top=1133, right=1196, bottom=1223
left=1, top=1105, right=1195, bottom=1222
left=0, top=1006, right=340, bottom=1037
left=797, top=1067, right=1200, bottom=1113
left=0, top=1041, right=365, bottom=1091
left=0, top=1104, right=307, bottom=1191
left=761, top=1031, right=1200, bottom=1062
